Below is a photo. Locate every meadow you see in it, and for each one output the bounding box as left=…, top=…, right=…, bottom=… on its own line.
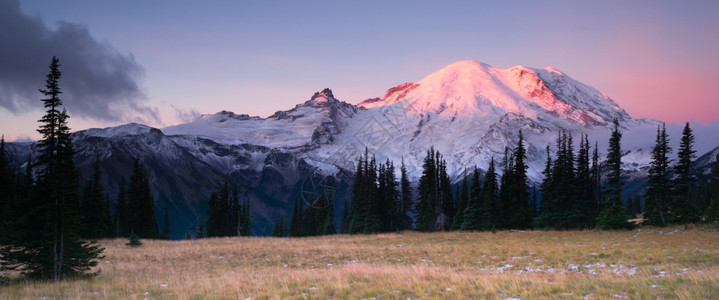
left=1, top=226, right=718, bottom=299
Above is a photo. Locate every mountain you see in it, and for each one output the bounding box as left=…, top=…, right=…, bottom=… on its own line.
left=306, top=61, right=653, bottom=182
left=6, top=60, right=716, bottom=238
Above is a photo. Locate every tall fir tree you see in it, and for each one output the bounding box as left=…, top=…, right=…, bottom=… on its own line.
left=416, top=148, right=436, bottom=231
left=460, top=167, right=482, bottom=231
left=536, top=132, right=583, bottom=229
left=589, top=141, right=602, bottom=223
left=290, top=196, right=302, bottom=236
left=128, top=158, right=159, bottom=238
left=596, top=119, right=633, bottom=229
left=240, top=195, right=250, bottom=236
left=349, top=149, right=381, bottom=233
left=0, top=57, right=103, bottom=281
left=437, top=153, right=454, bottom=230
left=206, top=181, right=248, bottom=237
left=576, top=134, right=593, bottom=227
left=482, top=159, right=499, bottom=230
left=672, top=122, right=699, bottom=223
left=644, top=123, right=672, bottom=226
left=230, top=184, right=241, bottom=236
left=605, top=119, right=624, bottom=206
left=416, top=147, right=453, bottom=231
left=498, top=131, right=531, bottom=229
left=539, top=144, right=553, bottom=216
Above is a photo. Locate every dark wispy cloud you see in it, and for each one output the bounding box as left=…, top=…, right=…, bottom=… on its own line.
left=0, top=0, right=153, bottom=122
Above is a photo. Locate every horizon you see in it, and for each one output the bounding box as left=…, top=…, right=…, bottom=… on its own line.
left=2, top=0, right=719, bottom=141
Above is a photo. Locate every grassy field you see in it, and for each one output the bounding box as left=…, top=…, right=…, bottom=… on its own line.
left=1, top=226, right=718, bottom=299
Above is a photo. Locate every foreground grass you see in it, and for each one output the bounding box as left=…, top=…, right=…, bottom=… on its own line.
left=2, top=226, right=718, bottom=299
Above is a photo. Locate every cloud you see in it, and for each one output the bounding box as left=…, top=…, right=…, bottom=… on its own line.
left=0, top=0, right=151, bottom=122
left=170, top=105, right=201, bottom=124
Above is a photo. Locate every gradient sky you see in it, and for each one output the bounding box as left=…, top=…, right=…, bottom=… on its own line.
left=2, top=0, right=718, bottom=141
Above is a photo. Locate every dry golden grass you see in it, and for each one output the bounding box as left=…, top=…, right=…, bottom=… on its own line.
left=2, top=226, right=719, bottom=299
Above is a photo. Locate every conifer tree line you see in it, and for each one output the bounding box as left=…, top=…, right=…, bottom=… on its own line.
left=200, top=181, right=250, bottom=238
left=264, top=119, right=719, bottom=237
left=642, top=122, right=707, bottom=226
left=114, top=158, right=162, bottom=239
left=341, top=149, right=413, bottom=234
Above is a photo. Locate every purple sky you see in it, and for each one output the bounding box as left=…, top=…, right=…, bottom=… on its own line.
left=1, top=0, right=718, bottom=141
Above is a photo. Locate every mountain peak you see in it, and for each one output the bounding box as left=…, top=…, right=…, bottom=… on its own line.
left=359, top=60, right=631, bottom=126
left=310, top=88, right=335, bottom=103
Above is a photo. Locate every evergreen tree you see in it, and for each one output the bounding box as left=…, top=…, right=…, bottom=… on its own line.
left=347, top=149, right=383, bottom=234
left=416, top=148, right=436, bottom=231
left=0, top=57, right=103, bottom=281
left=128, top=159, right=159, bottom=238
left=416, top=147, right=453, bottom=231
left=460, top=167, right=481, bottom=231
left=481, top=159, right=499, bottom=230
left=240, top=195, right=250, bottom=236
left=643, top=123, right=672, bottom=226
left=206, top=192, right=221, bottom=237
left=576, top=134, right=593, bottom=227
left=589, top=141, right=602, bottom=224
left=539, top=144, right=553, bottom=215
left=290, top=196, right=302, bottom=236
left=498, top=149, right=513, bottom=229
left=672, top=122, right=699, bottom=223
left=500, top=131, right=531, bottom=229
left=536, top=132, right=582, bottom=229
left=377, top=160, right=398, bottom=231
left=125, top=230, right=142, bottom=247
left=230, top=184, right=241, bottom=236
left=605, top=119, right=624, bottom=206
left=596, top=119, right=633, bottom=230
left=437, top=154, right=454, bottom=230
left=301, top=193, right=319, bottom=236
left=80, top=157, right=111, bottom=239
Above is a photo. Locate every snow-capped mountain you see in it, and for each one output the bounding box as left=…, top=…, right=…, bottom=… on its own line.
left=6, top=60, right=717, bottom=238
left=304, top=61, right=654, bottom=182
left=163, top=88, right=358, bottom=152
